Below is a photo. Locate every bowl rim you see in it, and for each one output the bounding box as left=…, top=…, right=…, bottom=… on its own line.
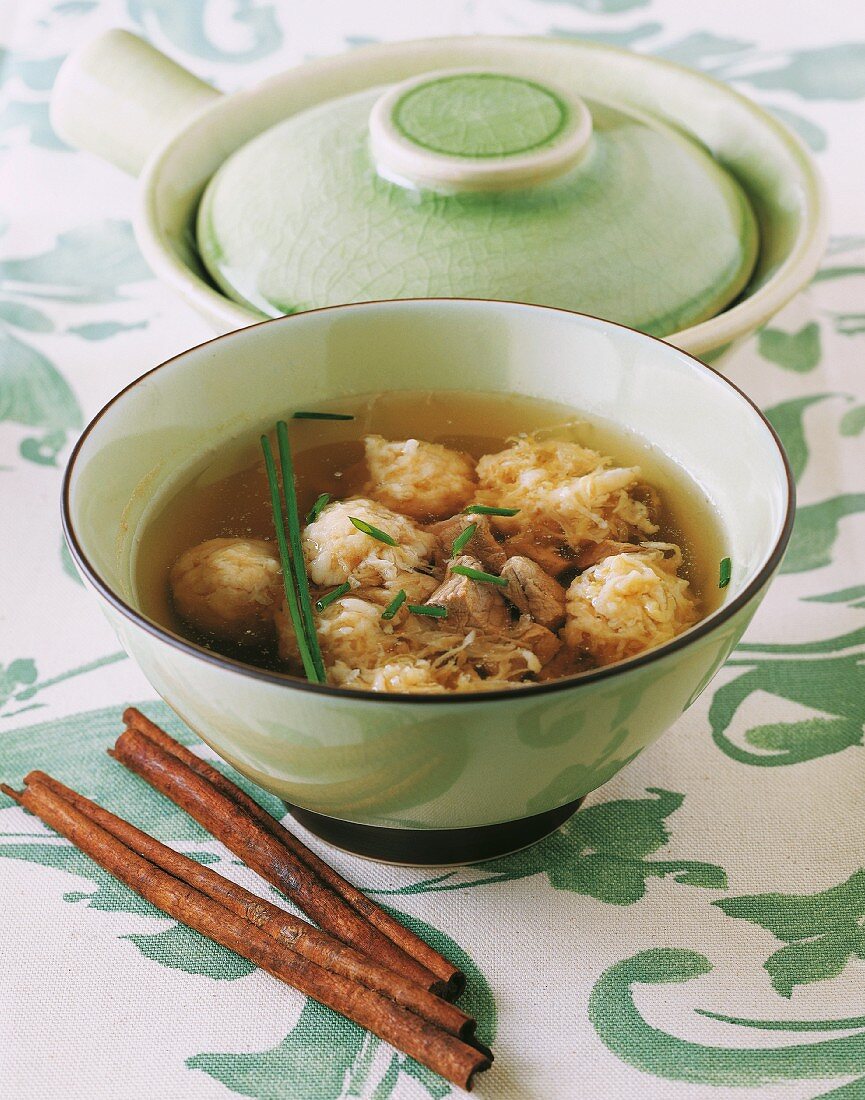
left=133, top=33, right=828, bottom=354
left=62, top=298, right=796, bottom=705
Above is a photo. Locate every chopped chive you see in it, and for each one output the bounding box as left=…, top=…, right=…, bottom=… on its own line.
left=719, top=556, right=732, bottom=589
left=451, top=522, right=477, bottom=555
left=381, top=589, right=407, bottom=621
left=276, top=421, right=327, bottom=682
left=306, top=492, right=331, bottom=524
left=451, top=564, right=508, bottom=587
left=260, top=435, right=321, bottom=682
left=462, top=504, right=521, bottom=517
left=316, top=582, right=351, bottom=612
left=293, top=411, right=354, bottom=421
left=409, top=604, right=448, bottom=619
left=349, top=516, right=399, bottom=546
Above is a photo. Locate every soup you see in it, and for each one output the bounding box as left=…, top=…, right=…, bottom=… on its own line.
left=136, top=391, right=725, bottom=692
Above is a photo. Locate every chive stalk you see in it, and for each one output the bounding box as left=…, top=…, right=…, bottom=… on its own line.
left=450, top=564, right=508, bottom=587
left=260, top=435, right=321, bottom=682
left=292, top=411, right=354, bottom=421
left=409, top=604, right=448, bottom=619
left=349, top=517, right=399, bottom=546
left=462, top=504, right=521, bottom=517
left=316, top=582, right=351, bottom=612
left=306, top=492, right=331, bottom=524
left=276, top=421, right=327, bottom=682
left=381, top=590, right=407, bottom=621
left=719, top=556, right=732, bottom=589
left=451, top=522, right=477, bottom=555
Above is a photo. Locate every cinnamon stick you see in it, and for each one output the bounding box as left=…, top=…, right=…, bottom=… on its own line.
left=1, top=778, right=490, bottom=1091
left=25, top=771, right=473, bottom=1042
left=122, top=707, right=464, bottom=998
left=112, top=726, right=447, bottom=995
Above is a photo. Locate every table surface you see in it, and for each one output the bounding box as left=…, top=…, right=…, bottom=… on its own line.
left=2, top=2, right=864, bottom=1097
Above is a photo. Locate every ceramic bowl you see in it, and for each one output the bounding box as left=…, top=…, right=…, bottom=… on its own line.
left=51, top=30, right=827, bottom=360
left=62, top=300, right=793, bottom=865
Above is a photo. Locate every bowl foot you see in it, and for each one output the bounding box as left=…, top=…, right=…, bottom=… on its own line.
left=284, top=797, right=584, bottom=867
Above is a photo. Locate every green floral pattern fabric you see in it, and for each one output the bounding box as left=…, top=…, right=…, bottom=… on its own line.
left=1, top=1, right=864, bottom=1097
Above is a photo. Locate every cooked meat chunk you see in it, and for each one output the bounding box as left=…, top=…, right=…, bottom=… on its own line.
left=503, top=532, right=572, bottom=577
left=425, top=555, right=509, bottom=632
left=363, top=435, right=476, bottom=520
left=427, top=513, right=507, bottom=572
left=501, top=555, right=566, bottom=630
left=303, top=497, right=436, bottom=587
left=563, top=546, right=698, bottom=666
left=574, top=540, right=641, bottom=570
left=476, top=438, right=657, bottom=549
left=509, top=619, right=561, bottom=666
left=170, top=537, right=280, bottom=643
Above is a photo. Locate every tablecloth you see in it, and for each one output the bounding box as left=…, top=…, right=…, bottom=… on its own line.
left=2, top=1, right=864, bottom=1097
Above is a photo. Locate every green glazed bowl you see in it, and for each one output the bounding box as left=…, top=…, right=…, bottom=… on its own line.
left=51, top=30, right=826, bottom=360
left=63, top=300, right=793, bottom=864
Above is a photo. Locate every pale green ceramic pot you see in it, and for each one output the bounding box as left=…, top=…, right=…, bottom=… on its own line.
left=51, top=30, right=827, bottom=360
left=62, top=301, right=794, bottom=864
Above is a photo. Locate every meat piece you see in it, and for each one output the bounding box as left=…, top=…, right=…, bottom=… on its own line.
left=302, top=497, right=437, bottom=587
left=501, top=555, right=566, bottom=630
left=574, top=540, right=641, bottom=571
left=563, top=547, right=699, bottom=666
left=363, top=435, right=476, bottom=521
left=170, top=537, right=280, bottom=644
left=509, top=619, right=561, bottom=666
left=427, top=513, right=507, bottom=572
left=476, top=437, right=658, bottom=549
left=503, top=532, right=572, bottom=577
left=424, top=555, right=509, bottom=632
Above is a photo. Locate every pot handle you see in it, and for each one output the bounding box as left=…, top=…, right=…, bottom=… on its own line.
left=51, top=29, right=221, bottom=176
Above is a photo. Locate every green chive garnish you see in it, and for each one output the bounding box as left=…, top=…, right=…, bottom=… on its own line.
left=306, top=492, right=331, bottom=524
left=719, top=556, right=732, bottom=589
left=451, top=564, right=508, bottom=587
left=261, top=433, right=323, bottom=683
left=462, top=504, right=521, bottom=517
left=349, top=517, right=399, bottom=546
left=409, top=604, right=448, bottom=619
left=293, top=411, right=354, bottom=421
left=276, top=421, right=326, bottom=682
left=451, top=522, right=477, bottom=555
left=381, top=589, right=407, bottom=621
left=316, top=582, right=350, bottom=612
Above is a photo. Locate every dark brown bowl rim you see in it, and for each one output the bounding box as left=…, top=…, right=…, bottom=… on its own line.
left=61, top=298, right=796, bottom=706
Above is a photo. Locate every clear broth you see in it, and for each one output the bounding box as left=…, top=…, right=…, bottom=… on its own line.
left=136, top=390, right=726, bottom=673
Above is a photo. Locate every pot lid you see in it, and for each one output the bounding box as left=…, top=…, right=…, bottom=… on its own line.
left=197, top=69, right=759, bottom=336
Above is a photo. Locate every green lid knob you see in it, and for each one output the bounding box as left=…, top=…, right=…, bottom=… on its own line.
left=369, top=69, right=592, bottom=193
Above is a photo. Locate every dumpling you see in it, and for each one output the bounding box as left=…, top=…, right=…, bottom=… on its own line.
left=363, top=435, right=476, bottom=520
left=303, top=497, right=437, bottom=587
left=562, top=544, right=698, bottom=665
left=170, top=538, right=281, bottom=643
left=476, top=438, right=657, bottom=549
left=274, top=593, right=411, bottom=681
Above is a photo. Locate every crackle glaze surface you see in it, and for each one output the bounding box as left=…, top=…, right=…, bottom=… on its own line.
left=197, top=84, right=758, bottom=333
